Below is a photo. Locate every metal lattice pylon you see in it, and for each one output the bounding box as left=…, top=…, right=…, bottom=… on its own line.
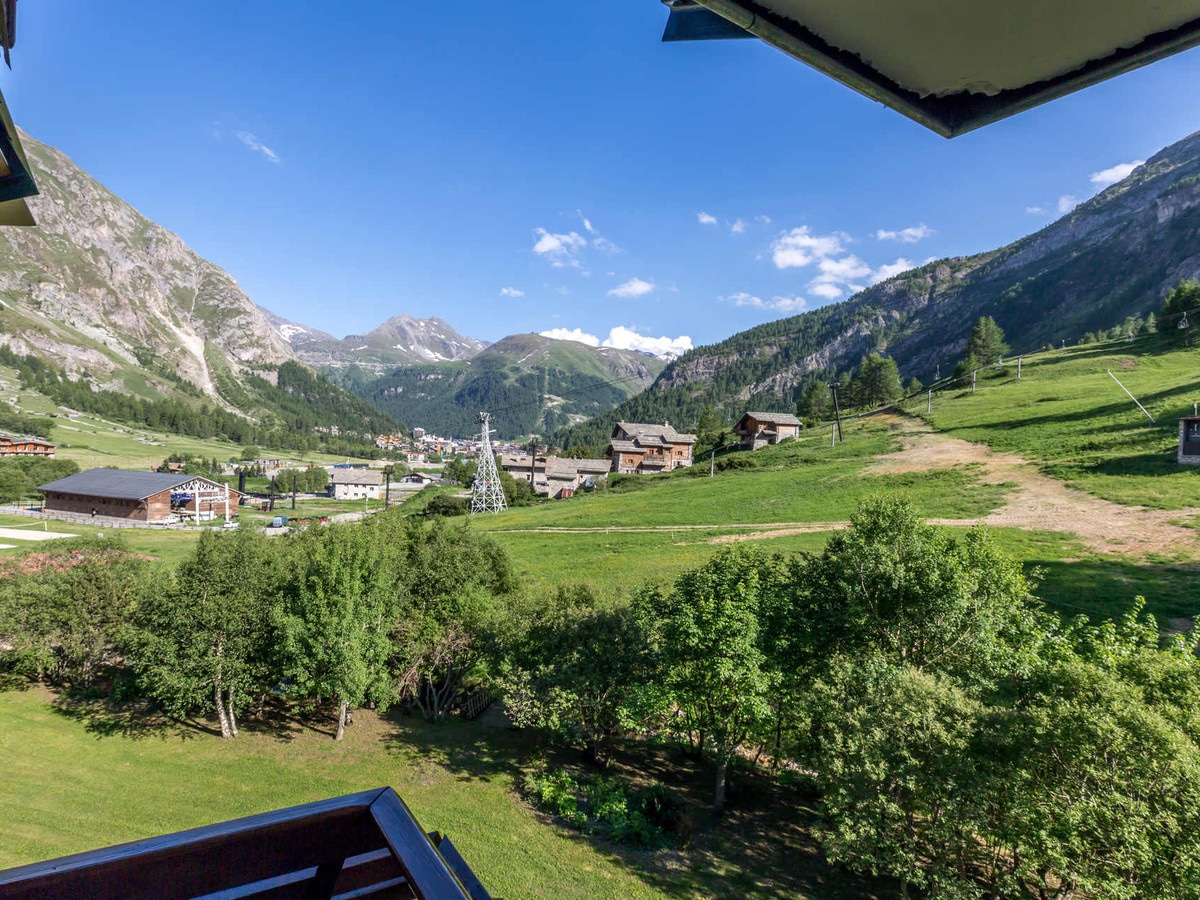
left=471, top=412, right=507, bottom=514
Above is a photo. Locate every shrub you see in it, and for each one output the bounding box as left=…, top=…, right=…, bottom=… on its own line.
left=521, top=767, right=673, bottom=849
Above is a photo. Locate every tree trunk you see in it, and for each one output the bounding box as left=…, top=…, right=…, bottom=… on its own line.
left=335, top=699, right=348, bottom=741
left=226, top=691, right=239, bottom=738
left=215, top=678, right=232, bottom=739
left=713, top=758, right=728, bottom=813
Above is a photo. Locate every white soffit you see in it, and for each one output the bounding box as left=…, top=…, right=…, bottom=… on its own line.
left=668, top=0, right=1200, bottom=136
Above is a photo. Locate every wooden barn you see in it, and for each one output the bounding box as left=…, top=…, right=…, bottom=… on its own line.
left=38, top=469, right=243, bottom=523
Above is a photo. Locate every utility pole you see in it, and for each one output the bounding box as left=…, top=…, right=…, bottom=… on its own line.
left=710, top=447, right=716, bottom=477
left=269, top=475, right=276, bottom=513
left=927, top=389, right=932, bottom=414
left=528, top=436, right=539, bottom=492
left=291, top=473, right=297, bottom=511
left=830, top=381, right=844, bottom=443
left=384, top=468, right=392, bottom=509
left=1017, top=357, right=1022, bottom=381
left=972, top=370, right=977, bottom=393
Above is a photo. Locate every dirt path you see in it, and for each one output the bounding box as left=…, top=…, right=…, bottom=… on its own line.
left=866, top=417, right=1200, bottom=557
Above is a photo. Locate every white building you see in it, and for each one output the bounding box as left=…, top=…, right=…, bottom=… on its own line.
left=329, top=469, right=385, bottom=500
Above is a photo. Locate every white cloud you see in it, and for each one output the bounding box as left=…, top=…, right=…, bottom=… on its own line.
left=869, top=257, right=915, bottom=285
left=770, top=226, right=848, bottom=269
left=1025, top=206, right=1047, bottom=215
left=604, top=326, right=692, bottom=359
left=533, top=228, right=587, bottom=268
left=722, top=292, right=809, bottom=313
left=234, top=131, right=280, bottom=164
left=808, top=283, right=844, bottom=300
left=499, top=287, right=524, bottom=298
left=577, top=210, right=598, bottom=234
left=1090, top=160, right=1144, bottom=189
left=730, top=218, right=747, bottom=234
left=608, top=277, right=655, bottom=298
left=540, top=327, right=599, bottom=346
left=756, top=215, right=772, bottom=224
left=592, top=236, right=622, bottom=254
left=697, top=211, right=718, bottom=225
left=539, top=325, right=692, bottom=359
left=1057, top=195, right=1079, bottom=214
left=876, top=223, right=934, bottom=243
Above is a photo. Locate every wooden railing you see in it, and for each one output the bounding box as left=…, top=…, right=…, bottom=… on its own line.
left=0, top=787, right=491, bottom=900
left=459, top=690, right=495, bottom=721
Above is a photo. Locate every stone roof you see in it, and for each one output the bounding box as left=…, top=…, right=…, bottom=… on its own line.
left=742, top=411, right=802, bottom=427
left=38, top=469, right=222, bottom=501
left=613, top=422, right=697, bottom=445
left=330, top=469, right=384, bottom=486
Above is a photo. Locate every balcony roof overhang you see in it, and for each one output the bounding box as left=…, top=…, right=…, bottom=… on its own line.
left=661, top=0, right=1200, bottom=137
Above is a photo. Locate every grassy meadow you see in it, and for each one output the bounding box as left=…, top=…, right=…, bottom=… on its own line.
left=0, top=685, right=890, bottom=899
left=918, top=335, right=1200, bottom=507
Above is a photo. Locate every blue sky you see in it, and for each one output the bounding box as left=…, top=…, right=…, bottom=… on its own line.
left=7, top=1, right=1200, bottom=356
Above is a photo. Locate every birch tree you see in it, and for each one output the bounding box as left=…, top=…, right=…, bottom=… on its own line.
left=131, top=529, right=281, bottom=738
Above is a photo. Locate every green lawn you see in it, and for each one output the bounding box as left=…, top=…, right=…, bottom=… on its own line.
left=919, top=338, right=1200, bottom=508
left=0, top=686, right=888, bottom=899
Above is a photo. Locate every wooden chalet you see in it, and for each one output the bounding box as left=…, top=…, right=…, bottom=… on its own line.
left=0, top=434, right=55, bottom=457
left=0, top=787, right=490, bottom=899
left=734, top=411, right=802, bottom=450
left=605, top=421, right=696, bottom=474
left=39, top=469, right=243, bottom=522
left=498, top=454, right=610, bottom=498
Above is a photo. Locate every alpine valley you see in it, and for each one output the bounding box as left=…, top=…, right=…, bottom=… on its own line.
left=557, top=128, right=1200, bottom=451
left=2, top=126, right=1200, bottom=449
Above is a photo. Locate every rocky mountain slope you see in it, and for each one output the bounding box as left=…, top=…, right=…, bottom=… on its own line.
left=336, top=333, right=666, bottom=439
left=557, top=128, right=1200, bottom=450
left=265, top=310, right=488, bottom=371
left=0, top=131, right=293, bottom=400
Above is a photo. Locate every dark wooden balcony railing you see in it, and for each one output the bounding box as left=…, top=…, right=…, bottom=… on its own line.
left=0, top=787, right=491, bottom=900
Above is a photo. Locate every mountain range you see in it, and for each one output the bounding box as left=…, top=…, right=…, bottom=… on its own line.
left=0, top=132, right=661, bottom=442
left=556, top=128, right=1200, bottom=450
left=3, top=125, right=1200, bottom=450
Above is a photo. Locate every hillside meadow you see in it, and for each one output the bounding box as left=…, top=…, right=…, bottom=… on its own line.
left=918, top=335, right=1200, bottom=507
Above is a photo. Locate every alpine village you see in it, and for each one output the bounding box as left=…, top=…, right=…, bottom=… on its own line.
left=4, top=4, right=1200, bottom=900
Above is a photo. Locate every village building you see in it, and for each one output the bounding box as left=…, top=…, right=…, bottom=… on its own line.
left=38, top=469, right=243, bottom=523
left=328, top=468, right=385, bottom=500
left=499, top=453, right=610, bottom=498
left=605, top=422, right=696, bottom=474
left=1179, top=416, right=1200, bottom=464
left=734, top=411, right=803, bottom=450
left=0, top=434, right=56, bottom=457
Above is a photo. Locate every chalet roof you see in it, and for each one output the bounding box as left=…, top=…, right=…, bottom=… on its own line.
left=661, top=0, right=1200, bottom=137
left=741, top=411, right=802, bottom=427
left=498, top=453, right=546, bottom=470
left=38, top=469, right=230, bottom=501
left=330, top=469, right=384, bottom=486
left=613, top=422, right=698, bottom=444
left=0, top=434, right=54, bottom=445
left=607, top=439, right=641, bottom=453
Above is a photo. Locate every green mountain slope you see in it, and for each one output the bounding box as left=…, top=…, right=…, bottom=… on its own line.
left=556, top=128, right=1200, bottom=450
left=340, top=334, right=664, bottom=439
